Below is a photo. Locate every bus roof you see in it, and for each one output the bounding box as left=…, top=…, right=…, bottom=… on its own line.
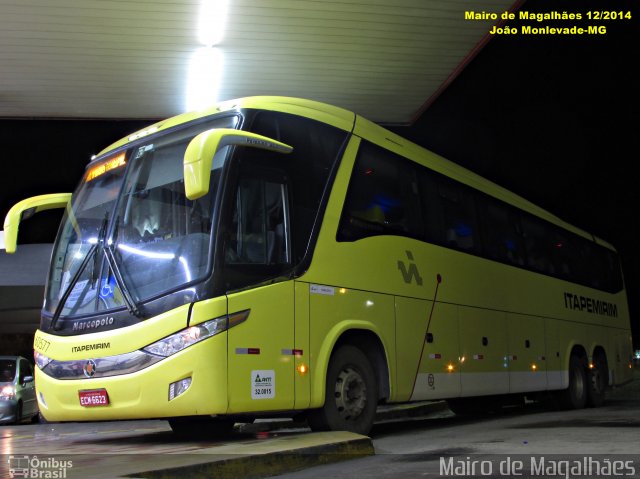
left=95, top=96, right=355, bottom=158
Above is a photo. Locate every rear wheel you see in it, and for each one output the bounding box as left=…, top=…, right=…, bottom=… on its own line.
left=169, top=416, right=235, bottom=439
left=557, top=355, right=588, bottom=409
left=307, top=345, right=378, bottom=435
left=587, top=352, right=608, bottom=407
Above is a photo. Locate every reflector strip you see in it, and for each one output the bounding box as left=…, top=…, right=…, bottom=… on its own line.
left=473, top=354, right=484, bottom=360
left=281, top=349, right=304, bottom=356
left=428, top=353, right=441, bottom=359
left=236, top=348, right=260, bottom=355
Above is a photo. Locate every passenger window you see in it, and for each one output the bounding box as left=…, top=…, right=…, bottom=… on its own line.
left=338, top=142, right=422, bottom=241
left=481, top=198, right=525, bottom=265
left=437, top=178, right=479, bottom=253
left=521, top=215, right=556, bottom=275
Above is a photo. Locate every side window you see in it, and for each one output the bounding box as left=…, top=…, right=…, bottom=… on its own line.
left=247, top=111, right=348, bottom=265
left=18, top=360, right=30, bottom=382
left=521, top=215, right=556, bottom=275
left=481, top=198, right=525, bottom=265
left=437, top=178, right=479, bottom=253
left=338, top=142, right=422, bottom=241
left=601, top=248, right=623, bottom=293
left=226, top=176, right=290, bottom=266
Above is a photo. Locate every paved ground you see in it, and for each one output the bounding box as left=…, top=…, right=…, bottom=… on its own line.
left=1, top=369, right=638, bottom=478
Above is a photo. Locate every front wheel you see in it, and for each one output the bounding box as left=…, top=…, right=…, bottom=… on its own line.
left=307, top=345, right=378, bottom=435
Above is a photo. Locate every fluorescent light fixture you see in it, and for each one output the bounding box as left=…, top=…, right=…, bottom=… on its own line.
left=186, top=46, right=224, bottom=111
left=198, top=0, right=229, bottom=47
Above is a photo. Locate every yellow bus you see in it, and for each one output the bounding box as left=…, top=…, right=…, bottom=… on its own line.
left=2, top=97, right=633, bottom=435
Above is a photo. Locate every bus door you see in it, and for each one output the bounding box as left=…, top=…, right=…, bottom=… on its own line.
left=227, top=282, right=295, bottom=412
left=222, top=168, right=296, bottom=413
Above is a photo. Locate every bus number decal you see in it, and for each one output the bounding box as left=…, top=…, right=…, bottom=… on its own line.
left=251, top=370, right=275, bottom=399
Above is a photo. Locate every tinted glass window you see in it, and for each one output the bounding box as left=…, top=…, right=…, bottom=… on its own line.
left=0, top=359, right=16, bottom=382
left=246, top=111, right=348, bottom=264
left=338, top=141, right=422, bottom=241
left=226, top=177, right=289, bottom=265
left=480, top=198, right=525, bottom=266
left=437, top=177, right=479, bottom=253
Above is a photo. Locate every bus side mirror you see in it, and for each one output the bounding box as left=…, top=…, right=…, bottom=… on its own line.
left=2, top=193, right=72, bottom=253
left=183, top=128, right=293, bottom=200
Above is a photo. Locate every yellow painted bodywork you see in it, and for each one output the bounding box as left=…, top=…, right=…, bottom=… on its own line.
left=31, top=97, right=633, bottom=422
left=183, top=128, right=293, bottom=200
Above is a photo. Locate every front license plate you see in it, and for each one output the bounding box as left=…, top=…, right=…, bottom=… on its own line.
left=79, top=389, right=109, bottom=407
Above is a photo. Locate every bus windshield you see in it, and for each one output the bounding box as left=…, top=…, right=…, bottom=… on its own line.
left=44, top=115, right=238, bottom=318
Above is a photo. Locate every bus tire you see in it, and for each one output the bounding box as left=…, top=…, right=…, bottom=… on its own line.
left=557, top=355, right=588, bottom=409
left=169, top=416, right=234, bottom=439
left=307, top=345, right=378, bottom=435
left=587, top=352, right=608, bottom=407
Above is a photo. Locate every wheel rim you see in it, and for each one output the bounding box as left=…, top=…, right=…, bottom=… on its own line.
left=334, top=366, right=367, bottom=420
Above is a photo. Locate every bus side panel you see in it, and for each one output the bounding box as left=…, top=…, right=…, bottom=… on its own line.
left=394, top=296, right=429, bottom=401
left=458, top=307, right=509, bottom=397
left=612, top=330, right=634, bottom=386
left=545, top=318, right=591, bottom=390
left=308, top=285, right=395, bottom=407
left=507, top=314, right=547, bottom=393
left=294, top=280, right=311, bottom=409
left=226, top=281, right=295, bottom=413
left=408, top=302, right=460, bottom=401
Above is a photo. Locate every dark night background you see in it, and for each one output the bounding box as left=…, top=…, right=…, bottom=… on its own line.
left=1, top=0, right=638, bottom=346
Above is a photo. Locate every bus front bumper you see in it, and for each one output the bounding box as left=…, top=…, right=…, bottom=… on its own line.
left=35, top=337, right=228, bottom=422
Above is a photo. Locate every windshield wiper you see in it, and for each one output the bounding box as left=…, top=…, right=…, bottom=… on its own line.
left=50, top=214, right=142, bottom=330
left=103, top=221, right=142, bottom=317
left=50, top=243, right=98, bottom=331
left=50, top=214, right=109, bottom=330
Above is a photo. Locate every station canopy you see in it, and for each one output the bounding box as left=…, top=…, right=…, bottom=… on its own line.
left=0, top=0, right=516, bottom=124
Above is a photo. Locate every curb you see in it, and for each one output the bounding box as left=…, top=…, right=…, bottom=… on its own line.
left=376, top=400, right=449, bottom=422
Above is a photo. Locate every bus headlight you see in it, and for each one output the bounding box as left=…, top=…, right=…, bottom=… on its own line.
left=34, top=350, right=53, bottom=370
left=143, top=310, right=249, bottom=358
left=143, top=318, right=226, bottom=357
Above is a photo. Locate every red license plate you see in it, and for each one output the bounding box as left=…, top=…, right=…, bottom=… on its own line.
left=79, top=389, right=109, bottom=407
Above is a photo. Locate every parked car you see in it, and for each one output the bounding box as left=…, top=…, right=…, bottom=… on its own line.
left=0, top=356, right=38, bottom=424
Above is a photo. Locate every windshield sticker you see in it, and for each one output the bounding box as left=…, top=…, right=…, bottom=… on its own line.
left=65, top=279, right=95, bottom=308
left=251, top=370, right=275, bottom=399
